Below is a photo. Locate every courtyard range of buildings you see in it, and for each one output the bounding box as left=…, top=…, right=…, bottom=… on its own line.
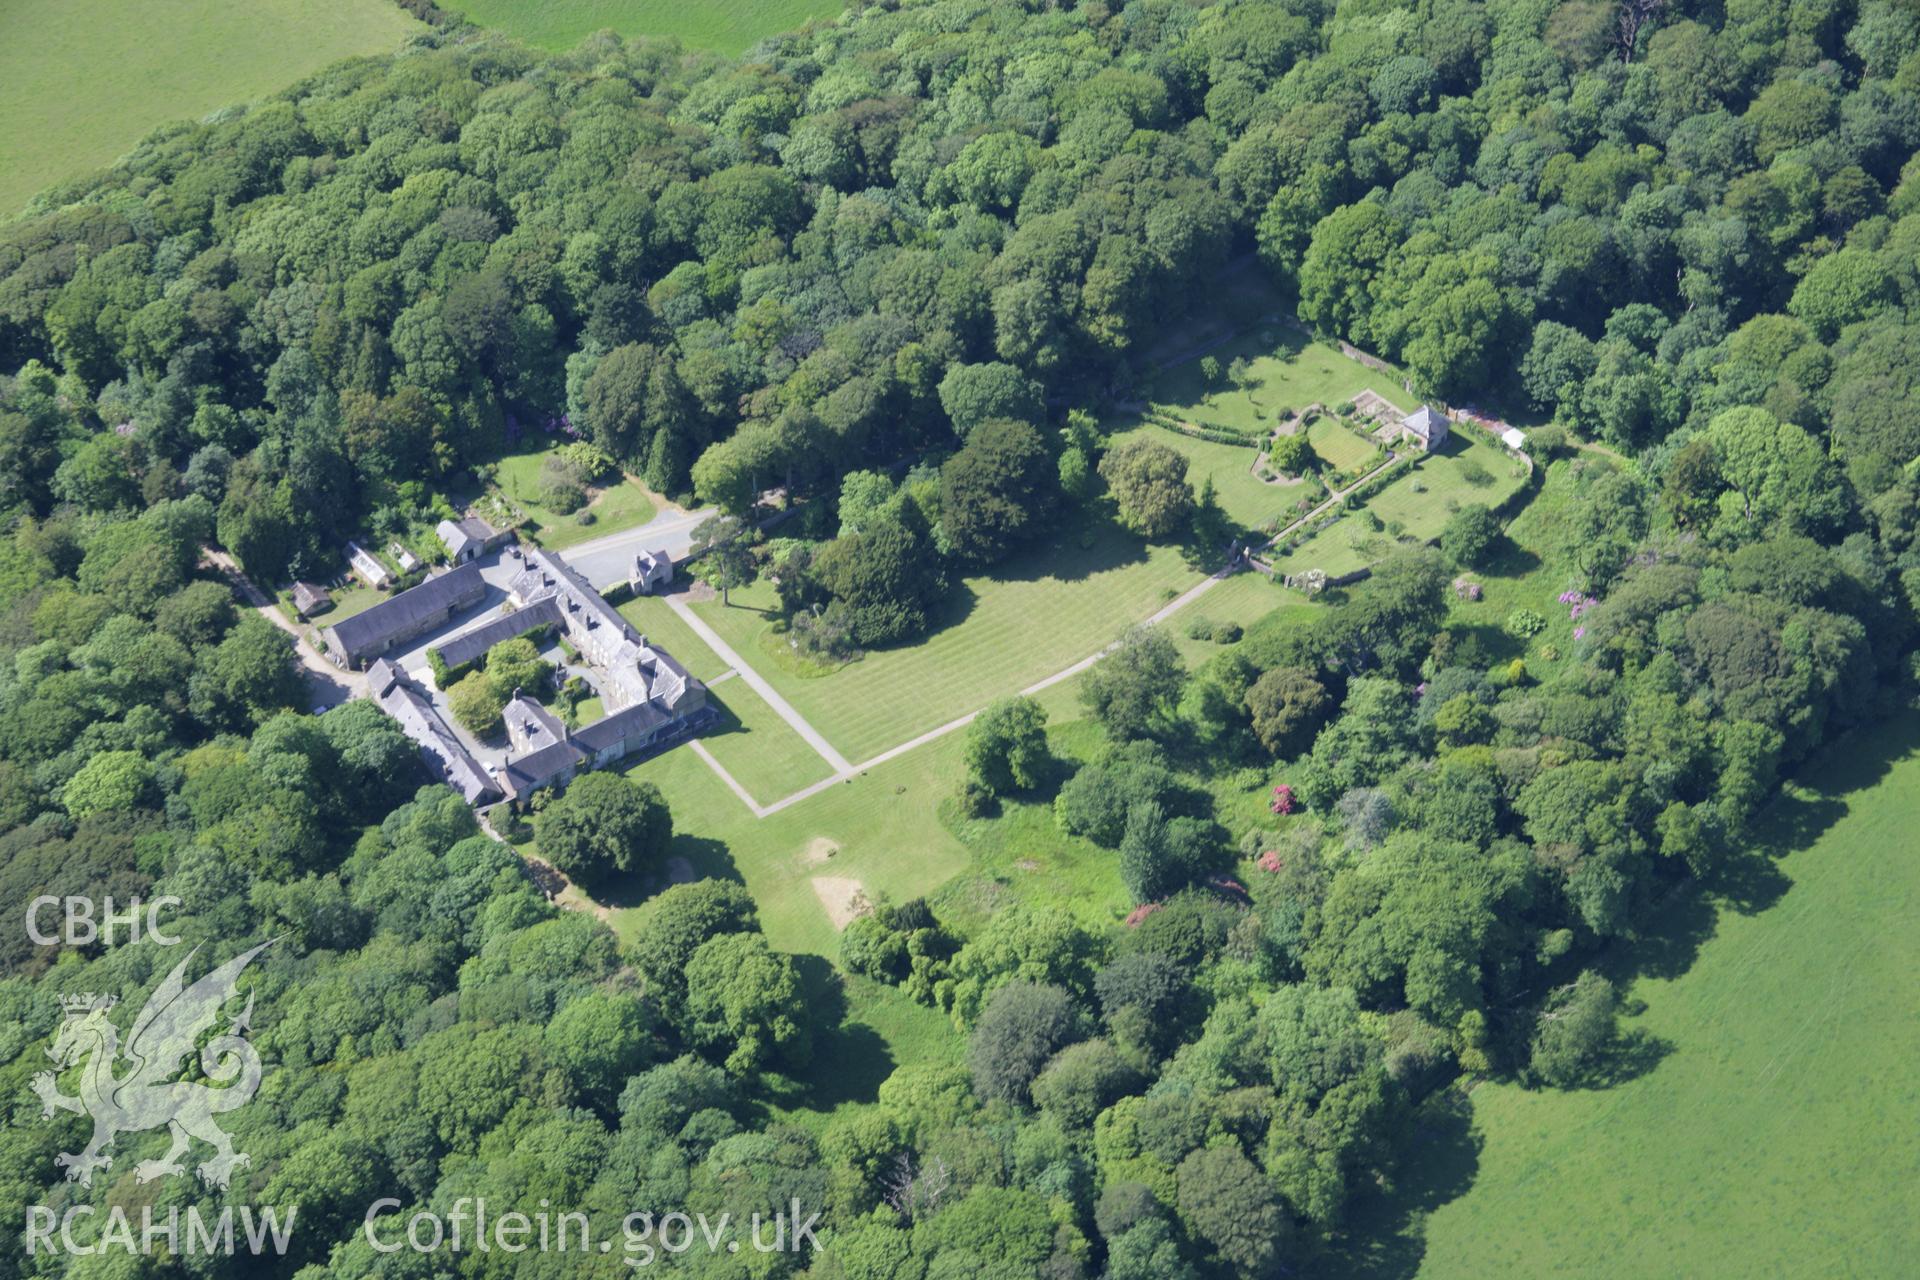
left=326, top=525, right=712, bottom=809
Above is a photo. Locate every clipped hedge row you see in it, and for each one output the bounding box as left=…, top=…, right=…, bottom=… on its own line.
left=1140, top=409, right=1264, bottom=447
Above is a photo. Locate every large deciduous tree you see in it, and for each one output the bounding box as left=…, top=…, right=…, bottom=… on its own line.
left=534, top=772, right=673, bottom=887
left=684, top=931, right=811, bottom=1073
left=1099, top=438, right=1193, bottom=539
left=963, top=696, right=1050, bottom=795
left=1081, top=626, right=1185, bottom=741
left=939, top=417, right=1057, bottom=565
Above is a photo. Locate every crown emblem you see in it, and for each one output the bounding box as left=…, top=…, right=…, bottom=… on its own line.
left=59, top=993, right=116, bottom=1016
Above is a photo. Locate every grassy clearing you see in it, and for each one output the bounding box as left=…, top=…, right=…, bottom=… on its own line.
left=1170, top=572, right=1313, bottom=664
left=770, top=975, right=965, bottom=1125
left=440, top=0, right=841, bottom=55
left=690, top=513, right=1210, bottom=762
left=489, top=444, right=656, bottom=552
left=615, top=726, right=974, bottom=959
left=702, top=681, right=836, bottom=804
left=1269, top=434, right=1528, bottom=580
left=932, top=778, right=1133, bottom=939
left=1109, top=423, right=1294, bottom=531
left=1342, top=712, right=1920, bottom=1279
left=1149, top=329, right=1412, bottom=436
left=0, top=0, right=420, bottom=214
left=1307, top=417, right=1384, bottom=472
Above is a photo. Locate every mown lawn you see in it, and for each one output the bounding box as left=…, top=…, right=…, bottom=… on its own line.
left=1342, top=711, right=1920, bottom=1279
left=701, top=680, right=837, bottom=805
left=1108, top=423, right=1296, bottom=532
left=0, top=0, right=420, bottom=213
left=690, top=514, right=1213, bottom=762
left=440, top=0, right=841, bottom=55
left=1269, top=434, right=1528, bottom=580
left=1149, top=328, right=1413, bottom=435
left=490, top=445, right=656, bottom=552
left=1307, top=416, right=1384, bottom=471
left=615, top=725, right=974, bottom=959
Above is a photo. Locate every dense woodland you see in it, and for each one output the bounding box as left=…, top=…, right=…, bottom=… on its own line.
left=2, top=0, right=1920, bottom=1276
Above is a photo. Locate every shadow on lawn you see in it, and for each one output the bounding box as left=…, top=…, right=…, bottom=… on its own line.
left=702, top=691, right=752, bottom=741
left=1321, top=1089, right=1484, bottom=1280
left=1616, top=711, right=1917, bottom=983
left=763, top=957, right=898, bottom=1112
left=584, top=835, right=740, bottom=912
left=985, top=512, right=1151, bottom=587
left=1478, top=539, right=1542, bottom=579
left=847, top=511, right=1153, bottom=652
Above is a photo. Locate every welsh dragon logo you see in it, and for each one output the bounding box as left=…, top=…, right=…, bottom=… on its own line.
left=29, top=941, right=272, bottom=1189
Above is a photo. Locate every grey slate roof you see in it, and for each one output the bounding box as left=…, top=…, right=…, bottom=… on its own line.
left=498, top=741, right=582, bottom=798
left=504, top=694, right=566, bottom=753
left=371, top=661, right=500, bottom=805
left=438, top=515, right=501, bottom=553
left=573, top=699, right=673, bottom=751
left=430, top=598, right=562, bottom=672
left=327, top=562, right=485, bottom=663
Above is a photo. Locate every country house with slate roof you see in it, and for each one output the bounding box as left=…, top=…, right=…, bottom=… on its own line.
left=355, top=542, right=713, bottom=810
left=368, top=658, right=500, bottom=805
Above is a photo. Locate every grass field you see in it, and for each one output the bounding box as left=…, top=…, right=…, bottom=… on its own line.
left=1149, top=329, right=1412, bottom=435
left=1339, top=711, right=1920, bottom=1278
left=0, top=0, right=421, bottom=214
left=618, top=723, right=974, bottom=958
left=1307, top=416, right=1384, bottom=471
left=690, top=513, right=1287, bottom=763
left=701, top=681, right=837, bottom=804
left=1269, top=434, right=1528, bottom=580
left=490, top=445, right=657, bottom=552
left=440, top=0, right=841, bottom=55
left=1108, top=423, right=1300, bottom=532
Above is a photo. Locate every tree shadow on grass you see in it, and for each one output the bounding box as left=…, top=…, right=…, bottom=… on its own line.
left=982, top=511, right=1150, bottom=588
left=856, top=514, right=1156, bottom=654
left=1610, top=886, right=1718, bottom=983
left=583, top=835, right=740, bottom=911
left=1557, top=1028, right=1676, bottom=1092
left=1447, top=621, right=1524, bottom=667
left=1606, top=712, right=1919, bottom=987
left=1320, top=1088, right=1484, bottom=1280
left=1476, top=539, right=1541, bottom=579
left=667, top=833, right=741, bottom=887
left=761, top=956, right=899, bottom=1113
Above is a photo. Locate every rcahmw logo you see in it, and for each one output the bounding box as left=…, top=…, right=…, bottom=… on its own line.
left=20, top=940, right=295, bottom=1257
left=26, top=1204, right=297, bottom=1258
left=27, top=941, right=272, bottom=1188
